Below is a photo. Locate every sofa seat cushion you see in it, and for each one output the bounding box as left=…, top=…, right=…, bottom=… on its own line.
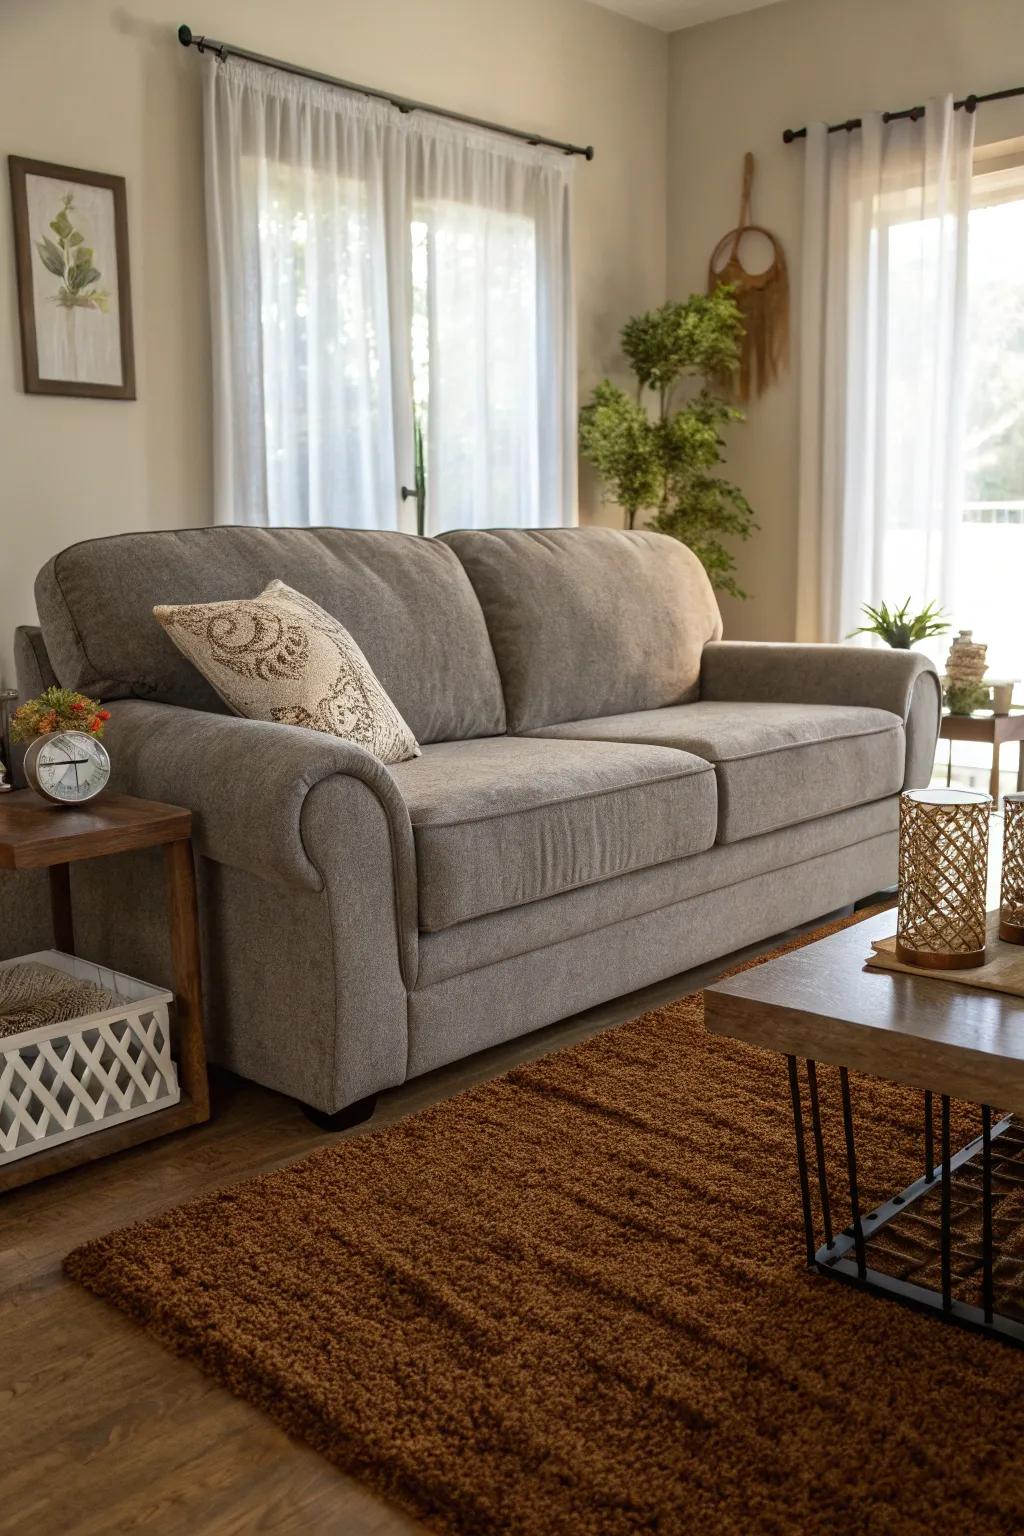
left=387, top=736, right=717, bottom=931
left=528, top=701, right=905, bottom=844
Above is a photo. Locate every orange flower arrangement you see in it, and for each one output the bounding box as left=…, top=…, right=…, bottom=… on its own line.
left=11, top=686, right=111, bottom=743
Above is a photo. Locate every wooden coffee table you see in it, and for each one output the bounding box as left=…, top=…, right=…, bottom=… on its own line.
left=705, top=910, right=1024, bottom=1346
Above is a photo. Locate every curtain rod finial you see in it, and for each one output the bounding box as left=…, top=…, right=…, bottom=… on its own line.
left=782, top=127, right=796, bottom=143
left=178, top=23, right=193, bottom=46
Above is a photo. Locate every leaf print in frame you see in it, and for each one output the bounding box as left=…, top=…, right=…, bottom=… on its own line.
left=9, top=157, right=136, bottom=399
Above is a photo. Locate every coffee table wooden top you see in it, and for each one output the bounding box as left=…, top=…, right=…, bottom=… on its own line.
left=705, top=911, right=1024, bottom=1113
left=0, top=791, right=191, bottom=870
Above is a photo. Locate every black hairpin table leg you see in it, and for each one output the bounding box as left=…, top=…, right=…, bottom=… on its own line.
left=784, top=1060, right=1021, bottom=1348
left=787, top=1055, right=816, bottom=1267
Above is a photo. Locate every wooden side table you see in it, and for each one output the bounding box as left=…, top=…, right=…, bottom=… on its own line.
left=940, top=711, right=1024, bottom=806
left=0, top=791, right=210, bottom=1192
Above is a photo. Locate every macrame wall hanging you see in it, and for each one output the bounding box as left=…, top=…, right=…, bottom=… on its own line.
left=708, top=152, right=789, bottom=401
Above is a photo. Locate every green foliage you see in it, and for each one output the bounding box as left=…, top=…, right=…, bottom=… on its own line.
left=847, top=597, right=950, bottom=650
left=579, top=289, right=756, bottom=596
left=945, top=681, right=990, bottom=716
left=578, top=382, right=661, bottom=517
left=620, top=293, right=743, bottom=395
left=11, top=686, right=110, bottom=743
left=35, top=192, right=110, bottom=313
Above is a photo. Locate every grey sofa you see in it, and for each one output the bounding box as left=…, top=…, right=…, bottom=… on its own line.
left=13, top=525, right=940, bottom=1119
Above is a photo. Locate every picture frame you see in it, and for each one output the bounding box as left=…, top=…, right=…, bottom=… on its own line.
left=8, top=156, right=136, bottom=400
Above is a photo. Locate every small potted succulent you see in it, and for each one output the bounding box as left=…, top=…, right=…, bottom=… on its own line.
left=847, top=598, right=949, bottom=650
left=11, top=687, right=112, bottom=806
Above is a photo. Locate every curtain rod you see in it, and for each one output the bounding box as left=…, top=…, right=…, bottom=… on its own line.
left=782, top=83, right=1024, bottom=144
left=177, top=24, right=594, bottom=159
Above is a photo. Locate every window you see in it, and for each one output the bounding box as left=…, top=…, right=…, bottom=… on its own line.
left=205, top=60, right=576, bottom=531
left=256, top=162, right=393, bottom=530
left=411, top=199, right=542, bottom=534
left=960, top=150, right=1024, bottom=677
left=868, top=139, right=1024, bottom=676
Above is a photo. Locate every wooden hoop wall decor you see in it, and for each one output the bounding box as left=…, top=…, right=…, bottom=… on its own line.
left=708, top=152, right=789, bottom=401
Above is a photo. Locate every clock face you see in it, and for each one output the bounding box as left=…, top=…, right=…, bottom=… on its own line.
left=30, top=731, right=111, bottom=805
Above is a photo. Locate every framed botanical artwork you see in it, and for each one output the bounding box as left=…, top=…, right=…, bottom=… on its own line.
left=8, top=156, right=136, bottom=400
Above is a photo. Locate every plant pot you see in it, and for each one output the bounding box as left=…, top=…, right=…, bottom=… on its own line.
left=992, top=682, right=1016, bottom=715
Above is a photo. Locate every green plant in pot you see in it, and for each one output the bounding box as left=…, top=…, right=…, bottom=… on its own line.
left=847, top=598, right=949, bottom=650
left=944, top=680, right=990, bottom=715
left=579, top=288, right=756, bottom=598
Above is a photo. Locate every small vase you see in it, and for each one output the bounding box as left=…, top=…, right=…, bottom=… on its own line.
left=945, top=630, right=987, bottom=686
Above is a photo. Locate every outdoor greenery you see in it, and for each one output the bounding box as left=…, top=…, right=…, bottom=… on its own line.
left=579, top=289, right=756, bottom=598
left=35, top=192, right=110, bottom=313
left=964, top=202, right=1024, bottom=505
left=847, top=597, right=950, bottom=649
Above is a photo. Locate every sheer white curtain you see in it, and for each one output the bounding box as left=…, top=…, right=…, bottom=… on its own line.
left=203, top=55, right=576, bottom=530
left=796, top=96, right=975, bottom=641
left=412, top=125, right=576, bottom=531
left=204, top=58, right=404, bottom=528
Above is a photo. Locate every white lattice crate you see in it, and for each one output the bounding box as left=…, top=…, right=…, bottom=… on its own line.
left=0, top=951, right=179, bottom=1166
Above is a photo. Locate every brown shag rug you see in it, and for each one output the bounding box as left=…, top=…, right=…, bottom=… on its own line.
left=66, top=912, right=1024, bottom=1535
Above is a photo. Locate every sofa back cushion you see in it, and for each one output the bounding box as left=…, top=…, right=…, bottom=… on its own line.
left=35, top=527, right=506, bottom=743
left=441, top=528, right=722, bottom=732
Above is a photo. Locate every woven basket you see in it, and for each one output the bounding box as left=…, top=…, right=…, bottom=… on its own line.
left=0, top=951, right=178, bottom=1166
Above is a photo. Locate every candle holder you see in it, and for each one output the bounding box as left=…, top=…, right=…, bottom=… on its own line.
left=897, top=787, right=991, bottom=970
left=999, top=791, right=1024, bottom=945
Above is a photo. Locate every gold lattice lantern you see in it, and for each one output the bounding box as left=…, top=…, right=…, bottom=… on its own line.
left=897, top=788, right=991, bottom=970
left=1000, top=792, right=1024, bottom=945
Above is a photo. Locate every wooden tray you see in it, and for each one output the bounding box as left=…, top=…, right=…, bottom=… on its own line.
left=868, top=912, right=1024, bottom=998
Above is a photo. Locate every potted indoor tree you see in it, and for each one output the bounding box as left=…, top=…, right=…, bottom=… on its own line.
left=579, top=289, right=756, bottom=598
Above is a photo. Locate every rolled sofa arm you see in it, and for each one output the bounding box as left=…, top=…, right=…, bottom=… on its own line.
left=700, top=641, right=942, bottom=789
left=102, top=698, right=419, bottom=982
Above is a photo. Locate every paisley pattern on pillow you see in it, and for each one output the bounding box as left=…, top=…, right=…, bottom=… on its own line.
left=154, top=580, right=420, bottom=765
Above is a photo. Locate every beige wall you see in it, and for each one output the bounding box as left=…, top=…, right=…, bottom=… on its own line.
left=668, top=0, right=1024, bottom=643
left=0, top=0, right=667, bottom=686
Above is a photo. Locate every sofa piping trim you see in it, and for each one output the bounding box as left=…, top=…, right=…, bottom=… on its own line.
left=526, top=717, right=903, bottom=767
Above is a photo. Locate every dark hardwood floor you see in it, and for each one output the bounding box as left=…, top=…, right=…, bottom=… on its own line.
left=1, top=917, right=852, bottom=1535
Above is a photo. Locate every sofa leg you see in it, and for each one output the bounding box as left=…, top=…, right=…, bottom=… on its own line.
left=301, top=1093, right=378, bottom=1133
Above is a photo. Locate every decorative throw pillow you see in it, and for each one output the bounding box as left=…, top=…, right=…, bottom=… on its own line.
left=153, top=580, right=420, bottom=764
